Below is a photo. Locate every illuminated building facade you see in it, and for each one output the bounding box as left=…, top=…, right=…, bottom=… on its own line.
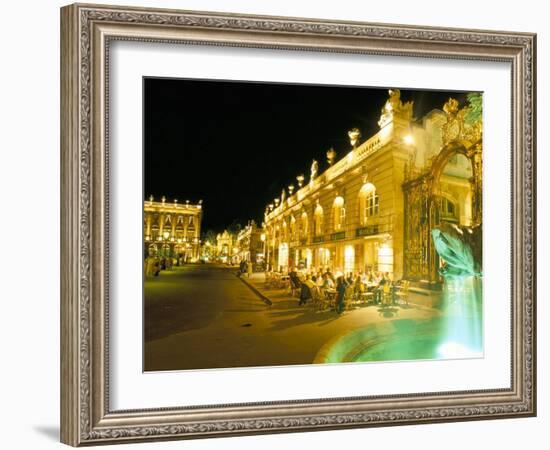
left=215, top=230, right=234, bottom=263
left=235, top=221, right=265, bottom=264
left=144, top=196, right=202, bottom=262
left=263, top=89, right=482, bottom=285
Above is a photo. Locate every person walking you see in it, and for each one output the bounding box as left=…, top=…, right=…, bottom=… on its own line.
left=247, top=260, right=253, bottom=278
left=336, top=276, right=347, bottom=314
left=238, top=260, right=245, bottom=277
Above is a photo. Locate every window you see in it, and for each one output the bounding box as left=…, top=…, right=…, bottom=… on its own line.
left=314, top=204, right=323, bottom=236
left=358, top=183, right=379, bottom=224
left=290, top=216, right=297, bottom=239
left=439, top=196, right=457, bottom=222
left=344, top=245, right=355, bottom=273
left=366, top=190, right=379, bottom=217
left=332, top=196, right=345, bottom=231
left=300, top=212, right=308, bottom=238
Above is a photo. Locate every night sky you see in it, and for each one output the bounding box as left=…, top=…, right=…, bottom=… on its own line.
left=144, top=78, right=468, bottom=235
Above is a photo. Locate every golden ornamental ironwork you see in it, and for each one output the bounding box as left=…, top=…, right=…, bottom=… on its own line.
left=442, top=94, right=482, bottom=147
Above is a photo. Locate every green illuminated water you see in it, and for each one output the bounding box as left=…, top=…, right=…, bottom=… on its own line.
left=431, top=226, right=483, bottom=358
left=315, top=226, right=483, bottom=364
left=437, top=275, right=483, bottom=358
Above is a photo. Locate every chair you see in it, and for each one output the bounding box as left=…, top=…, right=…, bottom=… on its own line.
left=344, top=286, right=356, bottom=310
left=310, top=286, right=324, bottom=310
left=265, top=271, right=275, bottom=288
left=381, top=283, right=392, bottom=306
left=321, top=289, right=336, bottom=311
left=360, top=289, right=375, bottom=305
left=275, top=274, right=288, bottom=289
left=395, top=280, right=410, bottom=305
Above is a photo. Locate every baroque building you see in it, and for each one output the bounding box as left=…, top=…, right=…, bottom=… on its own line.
left=263, top=89, right=482, bottom=288
left=235, top=221, right=265, bottom=265
left=144, top=196, right=202, bottom=262
left=215, top=230, right=234, bottom=263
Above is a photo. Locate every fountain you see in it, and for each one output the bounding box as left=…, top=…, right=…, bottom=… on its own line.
left=431, top=223, right=483, bottom=359
left=313, top=222, right=483, bottom=365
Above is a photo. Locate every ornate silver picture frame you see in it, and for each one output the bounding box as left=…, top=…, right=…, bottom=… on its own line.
left=60, top=3, right=536, bottom=446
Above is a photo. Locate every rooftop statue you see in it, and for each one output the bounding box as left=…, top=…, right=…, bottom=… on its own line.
left=348, top=128, right=362, bottom=148
left=326, top=148, right=337, bottom=166
left=310, top=159, right=319, bottom=180
left=378, top=88, right=413, bottom=128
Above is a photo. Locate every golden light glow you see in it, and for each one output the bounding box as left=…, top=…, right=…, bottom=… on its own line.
left=404, top=134, right=414, bottom=145
left=333, top=196, right=344, bottom=207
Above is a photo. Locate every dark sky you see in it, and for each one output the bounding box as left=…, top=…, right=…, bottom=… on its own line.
left=144, top=78, right=469, bottom=234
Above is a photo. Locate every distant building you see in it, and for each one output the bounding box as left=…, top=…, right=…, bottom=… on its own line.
left=235, top=221, right=265, bottom=264
left=144, top=196, right=202, bottom=262
left=215, top=230, right=234, bottom=263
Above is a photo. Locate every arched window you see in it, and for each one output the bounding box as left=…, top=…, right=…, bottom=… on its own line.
left=332, top=196, right=345, bottom=231
left=358, top=183, right=379, bottom=225
left=290, top=216, right=297, bottom=240
left=313, top=204, right=324, bottom=236
left=300, top=212, right=308, bottom=238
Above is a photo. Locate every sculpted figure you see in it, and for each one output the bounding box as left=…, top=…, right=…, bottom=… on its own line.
left=431, top=222, right=482, bottom=278
left=310, top=159, right=319, bottom=180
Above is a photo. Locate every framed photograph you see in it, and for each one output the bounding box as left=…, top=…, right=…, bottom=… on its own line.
left=60, top=3, right=536, bottom=446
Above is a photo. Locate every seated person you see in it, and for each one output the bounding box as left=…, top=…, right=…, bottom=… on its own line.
left=288, top=268, right=302, bottom=288
left=299, top=280, right=312, bottom=305
left=322, top=274, right=335, bottom=290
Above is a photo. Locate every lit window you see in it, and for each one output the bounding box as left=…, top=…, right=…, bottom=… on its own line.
left=314, top=204, right=323, bottom=236
left=359, top=183, right=379, bottom=224
left=366, top=191, right=379, bottom=217
left=438, top=196, right=457, bottom=223
left=344, top=245, right=355, bottom=273
left=332, top=196, right=345, bottom=231
left=290, top=216, right=297, bottom=239
left=300, top=212, right=308, bottom=238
